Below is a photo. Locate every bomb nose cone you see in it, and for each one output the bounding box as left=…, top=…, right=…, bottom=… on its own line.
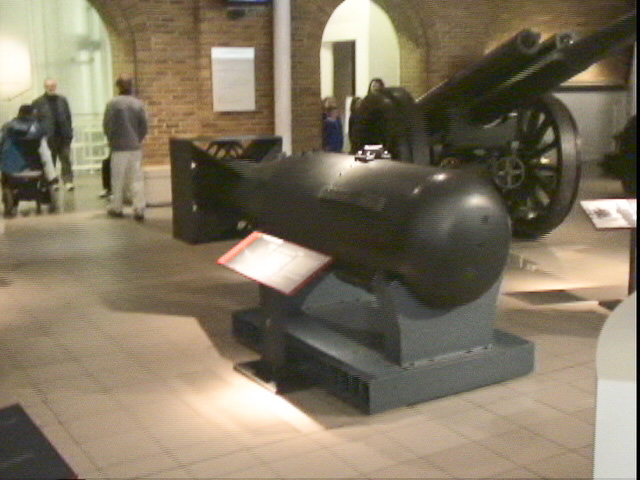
left=403, top=170, right=511, bottom=308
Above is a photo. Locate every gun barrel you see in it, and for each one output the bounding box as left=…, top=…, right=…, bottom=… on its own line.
left=416, top=29, right=542, bottom=115
left=535, top=32, right=577, bottom=56
left=469, top=10, right=636, bottom=124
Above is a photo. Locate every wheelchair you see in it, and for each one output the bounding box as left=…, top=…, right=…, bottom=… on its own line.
left=1, top=170, right=57, bottom=218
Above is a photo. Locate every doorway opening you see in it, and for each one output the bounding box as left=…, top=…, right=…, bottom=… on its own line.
left=320, top=0, right=400, bottom=152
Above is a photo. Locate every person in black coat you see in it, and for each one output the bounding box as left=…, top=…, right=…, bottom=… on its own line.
left=348, top=96, right=362, bottom=154
left=32, top=79, right=74, bottom=190
left=350, top=78, right=388, bottom=153
left=367, top=77, right=385, bottom=94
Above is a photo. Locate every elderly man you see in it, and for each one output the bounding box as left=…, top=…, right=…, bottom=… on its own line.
left=103, top=74, right=148, bottom=222
left=32, top=79, right=74, bottom=190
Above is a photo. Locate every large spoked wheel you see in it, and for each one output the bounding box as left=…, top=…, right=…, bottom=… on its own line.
left=501, top=94, right=581, bottom=238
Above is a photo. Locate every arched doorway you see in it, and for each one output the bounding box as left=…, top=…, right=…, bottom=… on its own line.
left=0, top=0, right=113, bottom=171
left=320, top=0, right=400, bottom=152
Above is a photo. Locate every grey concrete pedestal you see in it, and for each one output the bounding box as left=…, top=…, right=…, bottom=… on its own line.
left=233, top=272, right=534, bottom=413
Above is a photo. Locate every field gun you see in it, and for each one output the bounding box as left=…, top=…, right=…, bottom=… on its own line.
left=352, top=10, right=636, bottom=237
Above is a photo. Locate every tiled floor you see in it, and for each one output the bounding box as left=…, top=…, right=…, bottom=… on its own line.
left=0, top=163, right=633, bottom=479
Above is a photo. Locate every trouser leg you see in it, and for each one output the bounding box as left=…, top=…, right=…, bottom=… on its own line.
left=58, top=143, right=73, bottom=184
left=102, top=157, right=111, bottom=192
left=41, top=154, right=57, bottom=182
left=47, top=138, right=59, bottom=167
left=109, top=152, right=128, bottom=213
left=128, top=150, right=146, bottom=213
left=38, top=138, right=57, bottom=182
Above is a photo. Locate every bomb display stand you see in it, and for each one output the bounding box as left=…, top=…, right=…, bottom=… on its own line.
left=231, top=268, right=534, bottom=414
left=187, top=142, right=536, bottom=412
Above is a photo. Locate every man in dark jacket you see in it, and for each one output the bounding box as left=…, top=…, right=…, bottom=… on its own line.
left=103, top=74, right=148, bottom=221
left=32, top=78, right=74, bottom=190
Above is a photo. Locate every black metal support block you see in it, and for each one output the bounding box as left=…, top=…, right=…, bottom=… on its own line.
left=169, top=136, right=281, bottom=244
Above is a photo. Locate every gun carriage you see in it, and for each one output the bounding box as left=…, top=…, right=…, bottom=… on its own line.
left=352, top=10, right=636, bottom=237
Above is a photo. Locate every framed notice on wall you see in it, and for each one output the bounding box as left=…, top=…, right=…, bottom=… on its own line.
left=211, top=47, right=256, bottom=112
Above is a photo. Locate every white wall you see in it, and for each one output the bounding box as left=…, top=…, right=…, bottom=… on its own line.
left=321, top=0, right=369, bottom=99
left=368, top=2, right=400, bottom=90
left=320, top=42, right=335, bottom=99
left=0, top=0, right=112, bottom=125
left=545, top=42, right=636, bottom=163
left=593, top=292, right=636, bottom=479
left=554, top=90, right=629, bottom=162
left=0, top=0, right=35, bottom=110
left=320, top=0, right=399, bottom=99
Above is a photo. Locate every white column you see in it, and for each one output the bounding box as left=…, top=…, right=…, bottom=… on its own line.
left=630, top=42, right=636, bottom=116
left=593, top=291, right=636, bottom=479
left=273, top=0, right=292, bottom=154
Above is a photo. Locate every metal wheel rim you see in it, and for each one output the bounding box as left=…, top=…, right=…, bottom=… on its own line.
left=507, top=95, right=580, bottom=235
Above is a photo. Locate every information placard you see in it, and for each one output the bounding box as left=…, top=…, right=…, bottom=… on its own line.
left=580, top=199, right=636, bottom=230
left=211, top=47, right=255, bottom=112
left=218, top=231, right=332, bottom=295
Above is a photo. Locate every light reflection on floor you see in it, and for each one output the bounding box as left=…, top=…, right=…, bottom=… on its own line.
left=502, top=162, right=632, bottom=304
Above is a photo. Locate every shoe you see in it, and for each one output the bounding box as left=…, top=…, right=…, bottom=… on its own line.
left=98, top=189, right=111, bottom=199
left=65, top=183, right=75, bottom=191
left=107, top=209, right=124, bottom=218
left=133, top=211, right=145, bottom=222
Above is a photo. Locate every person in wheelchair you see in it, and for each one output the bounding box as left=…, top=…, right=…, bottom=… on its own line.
left=0, top=105, right=59, bottom=217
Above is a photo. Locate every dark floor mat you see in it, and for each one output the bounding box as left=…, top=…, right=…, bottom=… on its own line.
left=0, top=404, right=76, bottom=479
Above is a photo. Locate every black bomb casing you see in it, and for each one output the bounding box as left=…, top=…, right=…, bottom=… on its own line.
left=212, top=151, right=511, bottom=308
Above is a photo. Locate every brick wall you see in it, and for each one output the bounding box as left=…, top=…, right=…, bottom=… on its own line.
left=88, top=0, right=273, bottom=165
left=291, top=0, right=634, bottom=153
left=197, top=1, right=274, bottom=138
left=87, top=0, right=634, bottom=163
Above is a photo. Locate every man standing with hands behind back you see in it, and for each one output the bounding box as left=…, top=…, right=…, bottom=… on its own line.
left=32, top=78, right=74, bottom=190
left=103, top=74, right=148, bottom=222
